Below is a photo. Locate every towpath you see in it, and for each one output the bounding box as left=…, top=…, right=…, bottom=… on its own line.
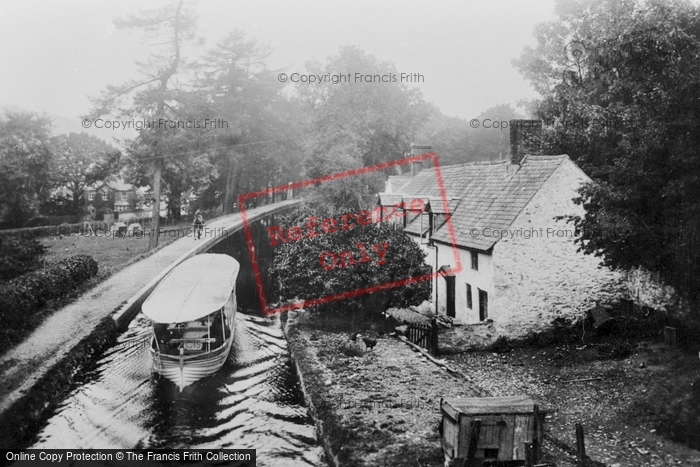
left=0, top=201, right=298, bottom=417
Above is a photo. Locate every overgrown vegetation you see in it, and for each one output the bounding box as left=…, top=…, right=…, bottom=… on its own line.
left=658, top=376, right=700, bottom=450
left=271, top=205, right=432, bottom=329
left=490, top=303, right=700, bottom=356
left=0, top=236, right=47, bottom=281
left=515, top=0, right=700, bottom=310
left=0, top=255, right=98, bottom=347
left=484, top=303, right=700, bottom=451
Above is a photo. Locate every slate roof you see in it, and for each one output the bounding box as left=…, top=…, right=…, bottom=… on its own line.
left=394, top=155, right=572, bottom=251
left=385, top=174, right=413, bottom=192
left=86, top=179, right=135, bottom=192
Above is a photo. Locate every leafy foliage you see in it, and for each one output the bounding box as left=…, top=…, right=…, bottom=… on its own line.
left=50, top=132, right=121, bottom=216
left=270, top=206, right=432, bottom=324
left=0, top=111, right=54, bottom=227
left=192, top=30, right=304, bottom=214
left=299, top=47, right=429, bottom=210
left=416, top=104, right=526, bottom=167
left=0, top=236, right=47, bottom=281
left=514, top=0, right=700, bottom=308
left=87, top=0, right=198, bottom=248
left=0, top=255, right=98, bottom=333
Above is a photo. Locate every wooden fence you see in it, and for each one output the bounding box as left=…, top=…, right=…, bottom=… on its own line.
left=406, top=318, right=438, bottom=355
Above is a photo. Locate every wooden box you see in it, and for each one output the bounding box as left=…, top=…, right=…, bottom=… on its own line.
left=440, top=396, right=545, bottom=466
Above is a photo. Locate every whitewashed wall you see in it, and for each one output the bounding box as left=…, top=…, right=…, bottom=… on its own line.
left=491, top=159, right=625, bottom=337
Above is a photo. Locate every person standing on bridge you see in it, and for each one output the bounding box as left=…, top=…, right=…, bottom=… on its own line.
left=193, top=210, right=204, bottom=240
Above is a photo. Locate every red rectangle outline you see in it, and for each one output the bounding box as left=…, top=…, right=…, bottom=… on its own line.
left=238, top=152, right=462, bottom=315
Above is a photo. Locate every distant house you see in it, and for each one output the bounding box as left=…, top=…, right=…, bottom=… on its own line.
left=381, top=123, right=623, bottom=336
left=86, top=179, right=138, bottom=213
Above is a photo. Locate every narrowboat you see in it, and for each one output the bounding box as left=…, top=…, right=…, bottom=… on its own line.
left=142, top=253, right=239, bottom=391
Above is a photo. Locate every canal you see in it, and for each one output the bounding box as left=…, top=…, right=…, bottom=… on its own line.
left=25, top=216, right=324, bottom=466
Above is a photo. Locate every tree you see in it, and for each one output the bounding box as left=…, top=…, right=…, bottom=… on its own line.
left=299, top=47, right=429, bottom=210
left=88, top=0, right=198, bottom=248
left=270, top=205, right=432, bottom=327
left=50, top=132, right=121, bottom=216
left=193, top=31, right=304, bottom=214
left=468, top=104, right=527, bottom=160
left=415, top=103, right=526, bottom=167
left=0, top=111, right=54, bottom=227
left=514, top=0, right=700, bottom=308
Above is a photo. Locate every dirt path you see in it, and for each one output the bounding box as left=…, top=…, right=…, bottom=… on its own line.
left=445, top=344, right=700, bottom=467
left=285, top=316, right=700, bottom=467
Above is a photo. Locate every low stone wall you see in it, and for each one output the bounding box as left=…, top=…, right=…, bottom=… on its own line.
left=0, top=317, right=119, bottom=448
left=622, top=267, right=687, bottom=313
left=281, top=311, right=339, bottom=467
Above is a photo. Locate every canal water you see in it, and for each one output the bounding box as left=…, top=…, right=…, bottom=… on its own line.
left=26, top=218, right=325, bottom=466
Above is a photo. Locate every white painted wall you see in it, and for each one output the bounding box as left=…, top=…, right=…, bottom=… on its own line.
left=491, top=159, right=625, bottom=337
left=415, top=238, right=494, bottom=324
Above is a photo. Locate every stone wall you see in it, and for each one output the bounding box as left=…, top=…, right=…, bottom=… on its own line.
left=491, top=159, right=625, bottom=338
left=622, top=267, right=686, bottom=313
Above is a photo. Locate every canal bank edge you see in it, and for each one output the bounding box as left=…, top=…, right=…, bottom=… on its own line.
left=281, top=311, right=343, bottom=467
left=0, top=200, right=301, bottom=449
left=0, top=317, right=119, bottom=448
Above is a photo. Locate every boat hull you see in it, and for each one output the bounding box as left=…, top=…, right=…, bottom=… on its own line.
left=150, top=295, right=237, bottom=391
left=150, top=335, right=234, bottom=390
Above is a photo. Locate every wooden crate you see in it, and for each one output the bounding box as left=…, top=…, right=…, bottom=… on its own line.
left=441, top=396, right=545, bottom=466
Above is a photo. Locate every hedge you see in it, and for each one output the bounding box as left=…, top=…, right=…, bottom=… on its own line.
left=0, top=221, right=110, bottom=240
left=0, top=255, right=99, bottom=331
left=0, top=236, right=47, bottom=281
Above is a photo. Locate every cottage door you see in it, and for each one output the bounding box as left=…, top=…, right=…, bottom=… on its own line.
left=445, top=275, right=455, bottom=318
left=478, top=289, right=488, bottom=321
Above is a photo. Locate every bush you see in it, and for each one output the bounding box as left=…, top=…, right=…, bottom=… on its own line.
left=0, top=255, right=98, bottom=331
left=0, top=221, right=109, bottom=239
left=24, top=215, right=80, bottom=227
left=0, top=236, right=47, bottom=281
left=658, top=377, right=700, bottom=449
left=490, top=336, right=514, bottom=353
left=271, top=206, right=432, bottom=325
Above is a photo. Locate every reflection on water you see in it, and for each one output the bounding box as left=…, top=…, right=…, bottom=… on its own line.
left=28, top=311, right=323, bottom=467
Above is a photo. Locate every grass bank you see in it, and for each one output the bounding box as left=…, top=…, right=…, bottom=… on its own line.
left=0, top=222, right=192, bottom=355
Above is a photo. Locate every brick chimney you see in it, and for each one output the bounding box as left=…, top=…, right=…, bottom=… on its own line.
left=409, top=143, right=431, bottom=177
left=411, top=161, right=423, bottom=177
left=509, top=119, right=542, bottom=165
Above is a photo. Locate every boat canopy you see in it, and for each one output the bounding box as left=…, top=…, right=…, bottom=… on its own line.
left=142, top=254, right=240, bottom=323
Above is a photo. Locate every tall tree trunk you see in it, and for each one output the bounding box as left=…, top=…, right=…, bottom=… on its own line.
left=223, top=151, right=241, bottom=214
left=223, top=153, right=235, bottom=215
left=148, top=0, right=183, bottom=250
left=72, top=182, right=82, bottom=217
left=149, top=158, right=162, bottom=250
left=170, top=179, right=182, bottom=221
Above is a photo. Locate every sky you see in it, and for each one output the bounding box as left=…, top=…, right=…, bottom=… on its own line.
left=0, top=0, right=556, bottom=133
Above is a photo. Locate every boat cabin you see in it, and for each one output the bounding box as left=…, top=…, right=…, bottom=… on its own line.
left=152, top=310, right=232, bottom=356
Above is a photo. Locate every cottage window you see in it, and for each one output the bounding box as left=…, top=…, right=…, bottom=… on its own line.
left=466, top=284, right=472, bottom=309
left=88, top=191, right=95, bottom=201
left=471, top=251, right=478, bottom=270
left=101, top=191, right=108, bottom=201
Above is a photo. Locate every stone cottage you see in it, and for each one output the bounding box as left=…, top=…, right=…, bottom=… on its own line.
left=382, top=127, right=625, bottom=336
